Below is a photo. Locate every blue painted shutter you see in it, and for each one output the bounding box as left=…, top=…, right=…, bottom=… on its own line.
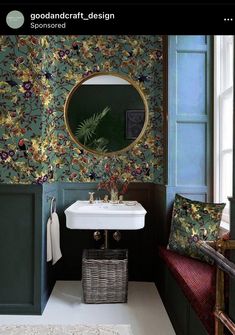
left=167, top=35, right=213, bottom=202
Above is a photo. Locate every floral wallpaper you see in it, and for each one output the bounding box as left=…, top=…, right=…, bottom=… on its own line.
left=0, top=35, right=164, bottom=184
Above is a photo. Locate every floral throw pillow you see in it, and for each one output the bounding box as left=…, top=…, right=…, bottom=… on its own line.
left=168, top=194, right=225, bottom=263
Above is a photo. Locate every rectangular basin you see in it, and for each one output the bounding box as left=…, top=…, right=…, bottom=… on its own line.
left=65, top=200, right=147, bottom=230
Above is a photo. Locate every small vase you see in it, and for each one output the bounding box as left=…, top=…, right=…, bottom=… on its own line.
left=110, top=189, right=118, bottom=203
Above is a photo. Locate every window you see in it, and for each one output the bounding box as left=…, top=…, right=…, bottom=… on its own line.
left=214, top=35, right=234, bottom=228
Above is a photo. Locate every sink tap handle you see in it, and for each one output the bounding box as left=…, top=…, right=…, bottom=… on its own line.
left=103, top=194, right=109, bottom=203
left=88, top=192, right=95, bottom=204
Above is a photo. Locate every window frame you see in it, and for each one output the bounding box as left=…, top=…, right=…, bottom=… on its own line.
left=214, top=35, right=234, bottom=230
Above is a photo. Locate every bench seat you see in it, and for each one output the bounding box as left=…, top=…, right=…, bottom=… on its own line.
left=159, top=247, right=216, bottom=334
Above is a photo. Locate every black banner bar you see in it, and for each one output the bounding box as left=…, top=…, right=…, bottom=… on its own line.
left=0, top=3, right=235, bottom=35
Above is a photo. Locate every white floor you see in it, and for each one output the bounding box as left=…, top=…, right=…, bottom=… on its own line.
left=0, top=281, right=175, bottom=335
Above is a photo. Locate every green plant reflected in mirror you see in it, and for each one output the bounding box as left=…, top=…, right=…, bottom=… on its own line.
left=64, top=72, right=149, bottom=155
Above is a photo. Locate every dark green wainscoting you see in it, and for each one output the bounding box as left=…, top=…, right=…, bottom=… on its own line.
left=161, top=265, right=208, bottom=335
left=0, top=184, right=55, bottom=314
left=0, top=182, right=158, bottom=315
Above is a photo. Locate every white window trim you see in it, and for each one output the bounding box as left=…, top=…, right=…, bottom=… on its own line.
left=214, top=36, right=220, bottom=204
left=214, top=35, right=234, bottom=229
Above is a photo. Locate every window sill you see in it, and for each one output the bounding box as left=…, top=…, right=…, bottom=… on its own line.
left=220, top=220, right=230, bottom=233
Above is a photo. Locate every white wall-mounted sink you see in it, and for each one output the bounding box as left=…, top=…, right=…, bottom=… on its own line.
left=65, top=200, right=147, bottom=230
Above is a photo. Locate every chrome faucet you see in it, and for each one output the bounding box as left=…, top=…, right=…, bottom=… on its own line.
left=89, top=192, right=95, bottom=204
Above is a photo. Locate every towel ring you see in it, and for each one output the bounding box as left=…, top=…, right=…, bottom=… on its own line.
left=50, top=197, right=56, bottom=216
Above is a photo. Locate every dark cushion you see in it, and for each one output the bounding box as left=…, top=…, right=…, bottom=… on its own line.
left=168, top=194, right=225, bottom=262
left=159, top=246, right=216, bottom=334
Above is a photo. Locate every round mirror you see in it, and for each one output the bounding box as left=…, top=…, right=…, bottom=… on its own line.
left=64, top=72, right=149, bottom=155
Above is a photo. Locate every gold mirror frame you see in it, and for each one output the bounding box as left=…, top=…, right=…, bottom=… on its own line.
left=64, top=72, right=149, bottom=156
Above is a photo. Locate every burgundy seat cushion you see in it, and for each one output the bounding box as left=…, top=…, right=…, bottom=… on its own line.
left=159, top=246, right=216, bottom=334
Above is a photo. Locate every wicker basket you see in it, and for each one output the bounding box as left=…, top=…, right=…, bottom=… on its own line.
left=82, top=249, right=128, bottom=304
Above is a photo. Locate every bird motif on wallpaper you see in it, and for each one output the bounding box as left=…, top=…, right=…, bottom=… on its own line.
left=44, top=72, right=53, bottom=80
left=137, top=75, right=150, bottom=83
left=18, top=138, right=28, bottom=158
left=89, top=172, right=98, bottom=180
left=6, top=80, right=18, bottom=87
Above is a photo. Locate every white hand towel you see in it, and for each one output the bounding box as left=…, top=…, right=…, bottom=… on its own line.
left=47, top=217, right=52, bottom=262
left=50, top=212, right=62, bottom=265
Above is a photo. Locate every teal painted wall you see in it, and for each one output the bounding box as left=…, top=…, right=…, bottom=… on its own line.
left=0, top=35, right=164, bottom=184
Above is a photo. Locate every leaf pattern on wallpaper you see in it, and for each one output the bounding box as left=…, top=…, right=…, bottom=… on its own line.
left=0, top=35, right=163, bottom=184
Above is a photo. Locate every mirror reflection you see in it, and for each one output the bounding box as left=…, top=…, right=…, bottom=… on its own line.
left=65, top=73, right=148, bottom=154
